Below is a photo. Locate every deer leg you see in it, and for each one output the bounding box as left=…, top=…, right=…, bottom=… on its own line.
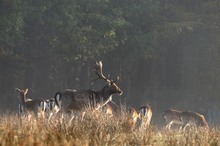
left=34, top=109, right=38, bottom=120
left=192, top=123, right=198, bottom=132
left=179, top=124, right=183, bottom=131
left=166, top=121, right=173, bottom=130
left=183, top=123, right=190, bottom=132
left=146, top=118, right=151, bottom=127
left=81, top=111, right=86, bottom=121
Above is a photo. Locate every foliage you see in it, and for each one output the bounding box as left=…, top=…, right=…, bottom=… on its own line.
left=1, top=0, right=220, bottom=114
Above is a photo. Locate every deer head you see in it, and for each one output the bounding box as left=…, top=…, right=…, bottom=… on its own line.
left=94, top=61, right=123, bottom=96
left=15, top=88, right=29, bottom=103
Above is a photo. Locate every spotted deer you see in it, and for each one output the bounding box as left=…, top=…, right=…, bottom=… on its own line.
left=139, top=103, right=152, bottom=129
left=60, top=61, right=123, bottom=114
left=163, top=109, right=209, bottom=131
left=16, top=88, right=45, bottom=119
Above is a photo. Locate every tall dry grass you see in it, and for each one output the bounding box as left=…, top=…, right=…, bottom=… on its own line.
left=0, top=107, right=219, bottom=146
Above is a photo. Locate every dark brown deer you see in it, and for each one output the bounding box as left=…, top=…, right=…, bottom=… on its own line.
left=16, top=88, right=45, bottom=119
left=60, top=61, right=123, bottom=113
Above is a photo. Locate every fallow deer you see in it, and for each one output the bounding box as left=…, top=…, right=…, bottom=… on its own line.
left=59, top=61, right=123, bottom=114
left=139, top=104, right=152, bottom=129
left=163, top=109, right=209, bottom=131
left=128, top=108, right=140, bottom=129
left=16, top=88, right=45, bottom=120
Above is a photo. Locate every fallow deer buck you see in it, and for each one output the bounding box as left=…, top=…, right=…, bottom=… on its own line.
left=60, top=61, right=123, bottom=114
left=163, top=109, right=209, bottom=131
left=16, top=88, right=45, bottom=120
left=139, top=104, right=152, bottom=129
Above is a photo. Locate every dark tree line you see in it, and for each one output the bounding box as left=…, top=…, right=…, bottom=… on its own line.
left=1, top=0, right=220, bottom=118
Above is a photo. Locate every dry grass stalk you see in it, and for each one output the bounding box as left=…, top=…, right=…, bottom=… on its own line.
left=0, top=106, right=218, bottom=146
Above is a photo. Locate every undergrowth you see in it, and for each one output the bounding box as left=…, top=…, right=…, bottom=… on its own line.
left=0, top=108, right=219, bottom=146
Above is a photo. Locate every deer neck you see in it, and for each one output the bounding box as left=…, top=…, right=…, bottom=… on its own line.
left=98, top=85, right=112, bottom=101
left=19, top=93, right=27, bottom=105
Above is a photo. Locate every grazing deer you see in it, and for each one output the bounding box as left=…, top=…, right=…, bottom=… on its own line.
left=163, top=109, right=182, bottom=130
left=16, top=88, right=45, bottom=120
left=44, top=92, right=62, bottom=120
left=60, top=61, right=123, bottom=114
left=163, top=109, right=209, bottom=131
left=139, top=104, right=152, bottom=129
left=179, top=111, right=209, bottom=131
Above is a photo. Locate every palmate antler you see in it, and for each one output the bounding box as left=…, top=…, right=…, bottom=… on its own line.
left=94, top=61, right=111, bottom=82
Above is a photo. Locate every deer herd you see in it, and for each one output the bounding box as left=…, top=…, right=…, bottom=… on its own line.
left=15, top=61, right=209, bottom=131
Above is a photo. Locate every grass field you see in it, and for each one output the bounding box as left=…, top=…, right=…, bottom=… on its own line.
left=0, top=108, right=219, bottom=146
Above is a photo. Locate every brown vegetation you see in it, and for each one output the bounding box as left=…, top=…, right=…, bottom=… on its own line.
left=0, top=107, right=218, bottom=146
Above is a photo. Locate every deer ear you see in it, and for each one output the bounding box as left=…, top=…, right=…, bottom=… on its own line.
left=15, top=88, right=20, bottom=92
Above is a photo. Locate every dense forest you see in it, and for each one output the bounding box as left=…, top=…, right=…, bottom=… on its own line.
left=1, top=0, right=220, bottom=124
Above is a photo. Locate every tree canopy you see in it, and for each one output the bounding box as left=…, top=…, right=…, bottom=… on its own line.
left=1, top=0, right=220, bottom=113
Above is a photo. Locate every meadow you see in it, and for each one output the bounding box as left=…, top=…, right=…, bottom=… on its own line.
left=0, top=108, right=219, bottom=146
